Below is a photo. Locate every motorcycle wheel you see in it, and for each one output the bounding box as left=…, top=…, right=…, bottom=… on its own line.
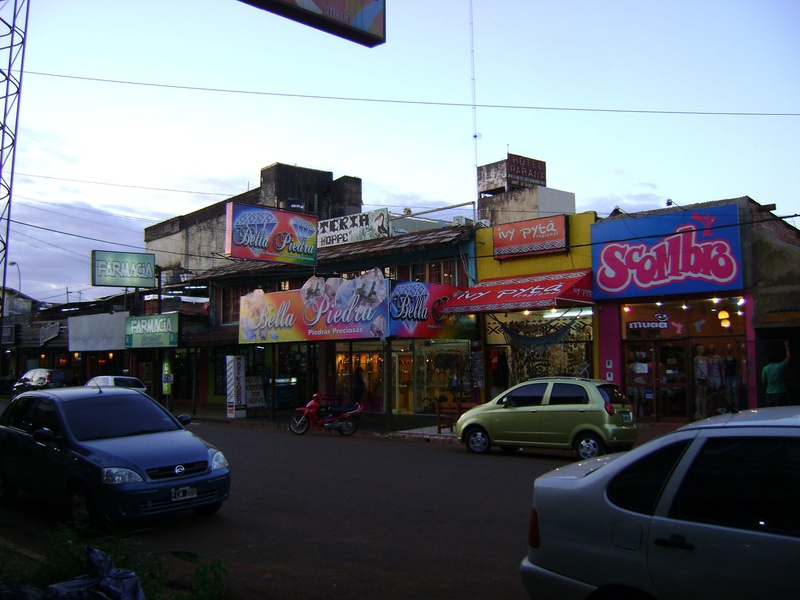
left=338, top=416, right=359, bottom=436
left=289, top=414, right=310, bottom=435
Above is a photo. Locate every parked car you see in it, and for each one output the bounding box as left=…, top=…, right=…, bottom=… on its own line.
left=85, top=375, right=147, bottom=393
left=11, top=368, right=81, bottom=398
left=0, top=387, right=230, bottom=531
left=456, top=377, right=637, bottom=459
left=520, top=407, right=800, bottom=600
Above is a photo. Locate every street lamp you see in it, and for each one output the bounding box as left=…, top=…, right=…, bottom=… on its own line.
left=8, top=261, right=20, bottom=295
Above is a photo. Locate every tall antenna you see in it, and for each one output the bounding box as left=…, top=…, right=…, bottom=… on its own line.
left=469, top=0, right=479, bottom=201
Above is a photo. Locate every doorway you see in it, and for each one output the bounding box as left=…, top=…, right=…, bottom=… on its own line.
left=624, top=341, right=689, bottom=422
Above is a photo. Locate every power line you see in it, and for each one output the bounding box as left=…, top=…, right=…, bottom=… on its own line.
left=27, top=71, right=800, bottom=118
left=16, top=172, right=231, bottom=197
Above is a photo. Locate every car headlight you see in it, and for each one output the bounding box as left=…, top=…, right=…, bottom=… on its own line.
left=102, top=467, right=144, bottom=484
left=211, top=450, right=229, bottom=470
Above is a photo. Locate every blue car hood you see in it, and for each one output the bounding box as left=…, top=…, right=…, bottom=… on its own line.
left=79, top=430, right=212, bottom=469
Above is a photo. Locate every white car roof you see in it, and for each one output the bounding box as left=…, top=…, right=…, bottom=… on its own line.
left=679, top=406, right=800, bottom=430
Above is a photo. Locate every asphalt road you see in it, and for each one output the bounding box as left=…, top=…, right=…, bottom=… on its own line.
left=0, top=420, right=577, bottom=599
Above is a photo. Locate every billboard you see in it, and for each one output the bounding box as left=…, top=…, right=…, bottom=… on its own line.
left=237, top=0, right=385, bottom=47
left=239, top=269, right=389, bottom=343
left=388, top=281, right=475, bottom=339
left=493, top=214, right=568, bottom=259
left=592, top=204, right=743, bottom=300
left=225, top=202, right=317, bottom=266
left=317, top=208, right=390, bottom=248
left=507, top=153, right=547, bottom=188
left=92, top=250, right=156, bottom=288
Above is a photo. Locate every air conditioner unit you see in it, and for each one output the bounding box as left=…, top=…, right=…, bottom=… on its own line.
left=453, top=216, right=467, bottom=226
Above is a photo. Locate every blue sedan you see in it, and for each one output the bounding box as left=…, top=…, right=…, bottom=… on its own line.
left=0, top=387, right=230, bottom=531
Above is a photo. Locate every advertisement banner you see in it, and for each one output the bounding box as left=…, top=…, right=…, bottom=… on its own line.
left=225, top=202, right=317, bottom=266
left=388, top=281, right=476, bottom=339
left=239, top=268, right=389, bottom=343
left=236, top=0, right=386, bottom=47
left=317, top=208, right=390, bottom=248
left=226, top=356, right=246, bottom=419
left=493, top=214, right=568, bottom=258
left=125, top=313, right=179, bottom=348
left=592, top=204, right=743, bottom=300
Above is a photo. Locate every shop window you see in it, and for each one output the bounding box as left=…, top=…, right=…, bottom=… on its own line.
left=428, top=261, right=442, bottom=284
left=221, top=286, right=250, bottom=325
left=411, top=263, right=426, bottom=282
left=441, top=259, right=457, bottom=286
left=410, top=260, right=457, bottom=285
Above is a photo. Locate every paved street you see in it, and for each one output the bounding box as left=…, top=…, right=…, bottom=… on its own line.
left=0, top=419, right=575, bottom=598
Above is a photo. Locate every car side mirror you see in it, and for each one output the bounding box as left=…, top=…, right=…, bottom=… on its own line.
left=176, top=414, right=192, bottom=426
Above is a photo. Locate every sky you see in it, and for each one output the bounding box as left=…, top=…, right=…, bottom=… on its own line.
left=3, top=0, right=799, bottom=303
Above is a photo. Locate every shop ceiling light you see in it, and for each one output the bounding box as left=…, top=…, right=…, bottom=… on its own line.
left=718, top=310, right=730, bottom=320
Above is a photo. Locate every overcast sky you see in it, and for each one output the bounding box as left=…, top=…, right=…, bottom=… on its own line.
left=5, top=0, right=799, bottom=303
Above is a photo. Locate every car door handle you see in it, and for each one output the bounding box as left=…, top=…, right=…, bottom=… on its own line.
left=654, top=534, right=694, bottom=551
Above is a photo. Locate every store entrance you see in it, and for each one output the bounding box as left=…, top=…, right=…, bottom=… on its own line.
left=624, top=341, right=689, bottom=422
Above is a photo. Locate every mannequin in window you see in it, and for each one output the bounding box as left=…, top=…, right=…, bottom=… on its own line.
left=723, top=344, right=739, bottom=411
left=694, top=345, right=709, bottom=419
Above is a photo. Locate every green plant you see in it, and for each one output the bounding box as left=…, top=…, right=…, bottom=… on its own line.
left=0, top=523, right=226, bottom=600
left=163, top=550, right=227, bottom=600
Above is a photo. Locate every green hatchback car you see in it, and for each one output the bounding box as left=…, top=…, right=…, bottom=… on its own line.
left=456, top=377, right=638, bottom=460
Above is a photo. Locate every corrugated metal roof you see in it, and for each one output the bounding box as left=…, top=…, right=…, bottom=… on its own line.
left=197, top=225, right=473, bottom=280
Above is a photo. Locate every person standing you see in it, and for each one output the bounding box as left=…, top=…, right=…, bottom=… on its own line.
left=353, top=366, right=366, bottom=405
left=762, top=340, right=791, bottom=407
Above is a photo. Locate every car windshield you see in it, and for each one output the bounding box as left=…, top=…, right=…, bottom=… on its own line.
left=61, top=395, right=181, bottom=441
left=598, top=384, right=632, bottom=407
left=113, top=378, right=143, bottom=388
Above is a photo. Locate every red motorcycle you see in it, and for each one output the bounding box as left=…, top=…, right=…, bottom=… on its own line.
left=289, top=393, right=363, bottom=436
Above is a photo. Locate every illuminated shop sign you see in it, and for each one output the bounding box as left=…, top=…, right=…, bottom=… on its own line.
left=592, top=204, right=743, bottom=300
left=224, top=203, right=317, bottom=266
left=125, top=313, right=179, bottom=348
left=91, top=250, right=156, bottom=288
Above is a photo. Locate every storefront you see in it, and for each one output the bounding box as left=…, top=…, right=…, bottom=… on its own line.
left=620, top=296, right=748, bottom=421
left=442, top=213, right=597, bottom=402
left=592, top=202, right=753, bottom=422
left=237, top=269, right=477, bottom=415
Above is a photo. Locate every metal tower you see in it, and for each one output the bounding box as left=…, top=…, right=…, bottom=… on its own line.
left=0, top=0, right=29, bottom=344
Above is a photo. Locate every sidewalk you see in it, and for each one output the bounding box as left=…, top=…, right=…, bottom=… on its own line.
left=168, top=400, right=681, bottom=446
left=0, top=395, right=680, bottom=447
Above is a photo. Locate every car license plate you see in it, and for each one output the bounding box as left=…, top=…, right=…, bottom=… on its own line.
left=171, top=486, right=198, bottom=501
left=622, top=413, right=631, bottom=423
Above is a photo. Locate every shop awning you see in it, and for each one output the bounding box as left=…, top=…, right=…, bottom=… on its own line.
left=440, top=269, right=593, bottom=314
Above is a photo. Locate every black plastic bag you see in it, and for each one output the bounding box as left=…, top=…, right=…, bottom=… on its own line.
left=44, top=546, right=144, bottom=600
